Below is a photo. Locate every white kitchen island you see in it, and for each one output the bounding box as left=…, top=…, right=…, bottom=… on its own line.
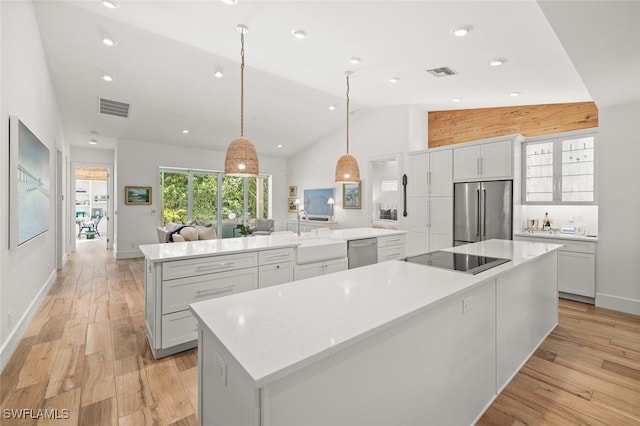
left=190, top=239, right=562, bottom=425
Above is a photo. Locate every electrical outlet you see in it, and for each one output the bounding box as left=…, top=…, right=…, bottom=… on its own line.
left=463, top=296, right=473, bottom=313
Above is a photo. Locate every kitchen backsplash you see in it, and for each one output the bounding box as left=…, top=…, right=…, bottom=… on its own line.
left=516, top=205, right=598, bottom=236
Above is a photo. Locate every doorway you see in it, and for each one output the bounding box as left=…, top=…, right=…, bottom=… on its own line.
left=72, top=165, right=112, bottom=251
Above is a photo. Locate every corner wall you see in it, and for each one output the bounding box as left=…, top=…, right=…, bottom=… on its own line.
left=114, top=139, right=287, bottom=258
left=595, top=101, right=640, bottom=314
left=0, top=1, right=66, bottom=370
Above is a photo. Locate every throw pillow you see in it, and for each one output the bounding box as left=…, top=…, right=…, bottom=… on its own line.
left=179, top=226, right=198, bottom=241
left=195, top=225, right=216, bottom=240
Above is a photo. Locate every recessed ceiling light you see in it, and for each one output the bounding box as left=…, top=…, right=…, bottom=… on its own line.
left=452, top=98, right=462, bottom=102
left=102, top=0, right=119, bottom=9
left=182, top=129, right=189, bottom=134
left=489, top=58, right=507, bottom=66
left=510, top=91, right=521, bottom=97
left=349, top=57, right=361, bottom=64
left=102, top=37, right=116, bottom=47
left=277, top=144, right=283, bottom=148
left=221, top=0, right=238, bottom=4
left=329, top=105, right=336, bottom=111
left=88, top=139, right=98, bottom=145
left=451, top=25, right=473, bottom=37
left=102, top=74, right=113, bottom=82
left=214, top=69, right=224, bottom=78
left=389, top=77, right=399, bottom=83
left=291, top=29, right=307, bottom=39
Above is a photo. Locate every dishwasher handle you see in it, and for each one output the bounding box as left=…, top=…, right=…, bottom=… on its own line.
left=349, top=239, right=378, bottom=248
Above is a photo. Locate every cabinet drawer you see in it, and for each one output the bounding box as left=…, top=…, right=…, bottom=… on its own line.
left=259, top=262, right=294, bottom=288
left=378, top=245, right=405, bottom=262
left=162, top=252, right=258, bottom=280
left=259, top=248, right=295, bottom=265
left=377, top=234, right=406, bottom=248
left=162, top=268, right=258, bottom=314
left=162, top=310, right=198, bottom=349
left=515, top=236, right=595, bottom=254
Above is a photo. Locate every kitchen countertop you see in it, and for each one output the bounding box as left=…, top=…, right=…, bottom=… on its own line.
left=189, top=239, right=562, bottom=388
left=139, top=227, right=407, bottom=262
left=514, top=231, right=598, bottom=242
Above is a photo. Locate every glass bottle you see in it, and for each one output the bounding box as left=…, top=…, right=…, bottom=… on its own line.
left=543, top=212, right=551, bottom=230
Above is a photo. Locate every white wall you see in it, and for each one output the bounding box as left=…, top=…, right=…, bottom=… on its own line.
left=287, top=105, right=424, bottom=229
left=114, top=139, right=287, bottom=258
left=0, top=1, right=67, bottom=370
left=595, top=101, right=640, bottom=314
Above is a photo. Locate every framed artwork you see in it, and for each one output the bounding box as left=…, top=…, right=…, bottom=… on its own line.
left=287, top=198, right=297, bottom=213
left=343, top=183, right=361, bottom=209
left=91, top=207, right=103, bottom=218
left=125, top=186, right=152, bottom=205
left=9, top=116, right=50, bottom=249
left=288, top=185, right=297, bottom=197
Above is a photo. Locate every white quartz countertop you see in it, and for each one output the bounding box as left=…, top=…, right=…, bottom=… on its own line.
left=139, top=227, right=406, bottom=262
left=139, top=235, right=300, bottom=262
left=514, top=231, right=598, bottom=242
left=189, top=239, right=562, bottom=388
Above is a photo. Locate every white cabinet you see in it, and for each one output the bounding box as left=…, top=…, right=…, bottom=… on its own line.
left=377, top=234, right=406, bottom=262
left=514, top=235, right=596, bottom=298
left=294, top=258, right=347, bottom=280
left=454, top=139, right=513, bottom=181
left=287, top=220, right=338, bottom=233
left=145, top=252, right=259, bottom=358
left=407, top=149, right=453, bottom=256
left=258, top=248, right=295, bottom=288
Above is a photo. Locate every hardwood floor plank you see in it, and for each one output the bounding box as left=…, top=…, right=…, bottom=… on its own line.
left=145, top=361, right=194, bottom=425
left=80, top=351, right=115, bottom=407
left=167, top=414, right=198, bottom=426
left=78, top=397, right=117, bottom=425
left=45, top=343, right=85, bottom=399
left=0, top=336, right=36, bottom=405
left=16, top=341, right=60, bottom=389
left=0, top=381, right=47, bottom=426
left=38, top=388, right=81, bottom=426
left=85, top=321, right=113, bottom=358
left=117, top=406, right=159, bottom=426
left=590, top=389, right=640, bottom=424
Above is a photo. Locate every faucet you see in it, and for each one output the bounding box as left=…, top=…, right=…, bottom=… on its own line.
left=296, top=208, right=309, bottom=236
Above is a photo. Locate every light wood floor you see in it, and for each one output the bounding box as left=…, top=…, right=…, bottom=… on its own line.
left=1, top=239, right=639, bottom=425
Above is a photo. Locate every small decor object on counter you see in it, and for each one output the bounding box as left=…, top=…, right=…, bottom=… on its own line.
left=543, top=212, right=551, bottom=230
left=238, top=224, right=253, bottom=237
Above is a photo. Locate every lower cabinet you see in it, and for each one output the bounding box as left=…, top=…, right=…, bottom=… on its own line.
left=377, top=234, right=406, bottom=262
left=514, top=235, right=596, bottom=298
left=258, top=247, right=295, bottom=288
left=294, top=258, right=347, bottom=280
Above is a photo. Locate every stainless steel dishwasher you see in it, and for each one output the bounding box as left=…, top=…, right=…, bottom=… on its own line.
left=347, top=238, right=378, bottom=269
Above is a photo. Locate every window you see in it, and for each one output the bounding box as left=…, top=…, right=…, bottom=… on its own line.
left=523, top=132, right=596, bottom=204
left=160, top=168, right=271, bottom=238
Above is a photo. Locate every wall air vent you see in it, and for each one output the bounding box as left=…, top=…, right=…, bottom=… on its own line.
left=99, top=97, right=130, bottom=118
left=426, top=67, right=458, bottom=77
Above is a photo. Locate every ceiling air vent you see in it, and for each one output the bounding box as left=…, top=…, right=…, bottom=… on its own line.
left=426, top=67, right=457, bottom=77
left=99, top=97, right=130, bottom=118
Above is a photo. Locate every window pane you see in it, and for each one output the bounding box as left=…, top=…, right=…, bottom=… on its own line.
left=161, top=172, right=188, bottom=224
left=524, top=141, right=554, bottom=202
left=192, top=173, right=218, bottom=225
left=562, top=136, right=594, bottom=202
left=247, top=177, right=269, bottom=219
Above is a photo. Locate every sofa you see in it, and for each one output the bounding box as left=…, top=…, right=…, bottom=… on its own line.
left=157, top=222, right=216, bottom=243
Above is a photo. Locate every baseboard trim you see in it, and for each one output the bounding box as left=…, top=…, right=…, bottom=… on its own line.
left=595, top=292, right=640, bottom=315
left=0, top=269, right=57, bottom=373
left=115, top=249, right=143, bottom=259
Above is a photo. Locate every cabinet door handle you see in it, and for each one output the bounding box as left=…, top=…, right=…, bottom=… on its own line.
left=427, top=200, right=432, bottom=228
left=480, top=157, right=483, bottom=175
left=197, top=262, right=235, bottom=271
left=264, top=254, right=290, bottom=261
left=195, top=285, right=235, bottom=297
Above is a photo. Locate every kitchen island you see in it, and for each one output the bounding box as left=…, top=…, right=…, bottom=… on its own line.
left=190, top=239, right=562, bottom=425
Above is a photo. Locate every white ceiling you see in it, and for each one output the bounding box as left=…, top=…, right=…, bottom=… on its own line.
left=31, top=1, right=638, bottom=158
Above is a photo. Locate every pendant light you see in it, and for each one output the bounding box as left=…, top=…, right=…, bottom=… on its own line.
left=335, top=71, right=360, bottom=183
left=225, top=24, right=259, bottom=177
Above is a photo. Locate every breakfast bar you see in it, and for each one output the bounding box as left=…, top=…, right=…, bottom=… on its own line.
left=190, top=239, right=562, bottom=425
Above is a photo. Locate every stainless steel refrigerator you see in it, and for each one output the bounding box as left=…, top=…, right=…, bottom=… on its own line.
left=454, top=180, right=512, bottom=246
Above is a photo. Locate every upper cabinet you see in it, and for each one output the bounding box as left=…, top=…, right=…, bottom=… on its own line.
left=409, top=149, right=453, bottom=197
left=453, top=139, right=513, bottom=181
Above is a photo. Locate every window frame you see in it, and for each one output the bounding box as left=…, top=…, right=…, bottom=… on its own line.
left=521, top=130, right=597, bottom=206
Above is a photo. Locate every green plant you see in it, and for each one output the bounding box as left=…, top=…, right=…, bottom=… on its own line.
left=238, top=224, right=253, bottom=236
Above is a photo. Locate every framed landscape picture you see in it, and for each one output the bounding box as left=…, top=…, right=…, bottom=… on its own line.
left=343, top=183, right=361, bottom=209
left=288, top=198, right=297, bottom=213
left=125, top=186, right=152, bottom=205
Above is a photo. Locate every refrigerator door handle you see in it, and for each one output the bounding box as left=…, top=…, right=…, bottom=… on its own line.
left=476, top=189, right=481, bottom=236
left=482, top=188, right=487, bottom=237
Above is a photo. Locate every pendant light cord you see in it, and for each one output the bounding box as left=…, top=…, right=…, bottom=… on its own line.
left=240, top=32, right=245, bottom=137
left=346, top=74, right=350, bottom=154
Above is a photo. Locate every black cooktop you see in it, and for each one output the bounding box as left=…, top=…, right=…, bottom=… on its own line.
left=404, top=251, right=510, bottom=275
